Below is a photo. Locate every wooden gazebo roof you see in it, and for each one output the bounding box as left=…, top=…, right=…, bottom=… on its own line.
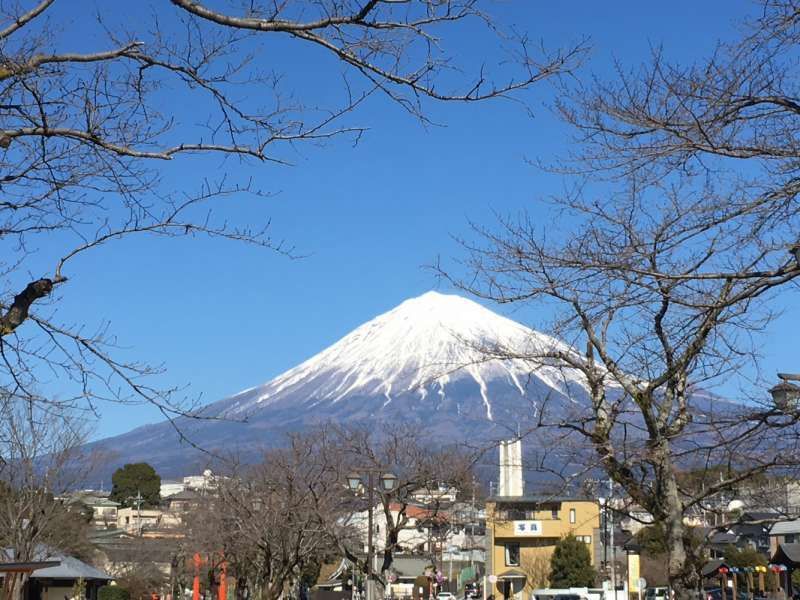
left=0, top=562, right=60, bottom=574
left=771, top=544, right=800, bottom=568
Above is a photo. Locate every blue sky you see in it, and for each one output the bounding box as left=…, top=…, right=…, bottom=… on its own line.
left=35, top=2, right=797, bottom=438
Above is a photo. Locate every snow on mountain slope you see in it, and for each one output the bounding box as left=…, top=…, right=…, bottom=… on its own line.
left=219, top=291, right=586, bottom=422
left=87, top=291, right=595, bottom=478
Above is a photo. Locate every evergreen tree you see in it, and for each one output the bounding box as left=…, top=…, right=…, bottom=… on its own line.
left=109, top=463, right=161, bottom=507
left=549, top=534, right=596, bottom=588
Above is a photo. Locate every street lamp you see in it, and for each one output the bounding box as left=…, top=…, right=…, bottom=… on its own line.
left=347, top=470, right=398, bottom=600
left=348, top=473, right=364, bottom=492
left=770, top=374, right=800, bottom=411
left=380, top=472, right=397, bottom=492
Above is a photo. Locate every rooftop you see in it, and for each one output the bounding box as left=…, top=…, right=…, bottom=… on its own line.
left=488, top=495, right=597, bottom=504
left=770, top=519, right=800, bottom=536
left=1, top=548, right=111, bottom=581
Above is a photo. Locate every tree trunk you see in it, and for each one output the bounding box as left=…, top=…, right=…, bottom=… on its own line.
left=4, top=572, right=29, bottom=600
left=659, top=454, right=701, bottom=600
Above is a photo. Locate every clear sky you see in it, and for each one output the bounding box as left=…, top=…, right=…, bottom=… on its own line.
left=36, top=2, right=797, bottom=439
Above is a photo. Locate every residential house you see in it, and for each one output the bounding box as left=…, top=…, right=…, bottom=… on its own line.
left=164, top=489, right=200, bottom=513
left=350, top=502, right=455, bottom=555
left=617, top=504, right=654, bottom=536
left=116, top=506, right=181, bottom=534
left=59, top=491, right=120, bottom=530
left=707, top=513, right=772, bottom=558
left=770, top=519, right=800, bottom=553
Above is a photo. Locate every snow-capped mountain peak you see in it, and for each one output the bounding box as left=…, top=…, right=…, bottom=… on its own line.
left=222, top=291, right=583, bottom=421
left=87, top=291, right=597, bottom=478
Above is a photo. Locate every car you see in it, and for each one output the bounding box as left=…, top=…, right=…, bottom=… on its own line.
left=437, top=593, right=457, bottom=600
left=645, top=588, right=669, bottom=600
left=464, top=583, right=481, bottom=599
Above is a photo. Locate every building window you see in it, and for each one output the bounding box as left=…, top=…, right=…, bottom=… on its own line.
left=569, top=508, right=576, bottom=524
left=787, top=534, right=796, bottom=544
left=505, top=543, right=520, bottom=566
left=576, top=535, right=592, bottom=544
left=551, top=508, right=559, bottom=520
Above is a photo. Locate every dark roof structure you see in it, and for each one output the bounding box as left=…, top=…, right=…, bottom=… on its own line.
left=488, top=495, right=596, bottom=504
left=31, top=555, right=112, bottom=581
left=0, top=562, right=60, bottom=574
left=166, top=489, right=200, bottom=502
left=0, top=548, right=111, bottom=581
left=772, top=543, right=800, bottom=566
left=701, top=559, right=730, bottom=578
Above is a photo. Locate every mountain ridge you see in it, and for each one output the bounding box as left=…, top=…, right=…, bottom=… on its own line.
left=87, top=291, right=591, bottom=478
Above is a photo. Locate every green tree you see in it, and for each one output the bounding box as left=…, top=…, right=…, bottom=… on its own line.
left=549, top=535, right=596, bottom=588
left=723, top=545, right=766, bottom=569
left=99, top=588, right=131, bottom=600
left=636, top=524, right=702, bottom=558
left=110, top=463, right=161, bottom=508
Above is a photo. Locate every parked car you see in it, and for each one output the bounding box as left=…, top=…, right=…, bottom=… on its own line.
left=437, top=593, right=457, bottom=600
left=464, top=583, right=481, bottom=599
left=645, top=588, right=669, bottom=600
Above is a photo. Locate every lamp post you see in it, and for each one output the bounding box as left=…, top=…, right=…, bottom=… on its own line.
left=347, top=471, right=398, bottom=600
left=770, top=374, right=800, bottom=412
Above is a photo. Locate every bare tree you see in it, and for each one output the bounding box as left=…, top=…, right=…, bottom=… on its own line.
left=439, top=2, right=800, bottom=598
left=0, top=1, right=585, bottom=435
left=327, top=425, right=477, bottom=596
left=185, top=433, right=347, bottom=600
left=100, top=537, right=178, bottom=600
left=0, top=401, right=95, bottom=600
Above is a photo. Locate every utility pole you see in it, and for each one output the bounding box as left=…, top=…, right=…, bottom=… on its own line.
left=128, top=490, right=144, bottom=535
left=608, top=479, right=618, bottom=600
left=470, top=481, right=476, bottom=571
left=367, top=471, right=374, bottom=600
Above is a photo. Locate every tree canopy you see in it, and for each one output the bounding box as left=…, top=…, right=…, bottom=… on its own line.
left=549, top=535, right=596, bottom=588
left=110, top=463, right=161, bottom=507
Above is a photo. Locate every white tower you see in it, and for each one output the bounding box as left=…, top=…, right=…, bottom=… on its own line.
left=498, top=439, right=523, bottom=497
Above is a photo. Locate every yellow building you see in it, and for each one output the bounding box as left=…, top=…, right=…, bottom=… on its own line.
left=486, top=496, right=601, bottom=600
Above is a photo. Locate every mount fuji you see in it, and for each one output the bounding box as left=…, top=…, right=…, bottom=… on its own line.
left=89, top=292, right=592, bottom=477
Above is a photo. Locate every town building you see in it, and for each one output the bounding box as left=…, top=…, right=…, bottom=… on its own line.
left=159, top=480, right=186, bottom=498
left=485, top=440, right=602, bottom=600
left=485, top=495, right=601, bottom=600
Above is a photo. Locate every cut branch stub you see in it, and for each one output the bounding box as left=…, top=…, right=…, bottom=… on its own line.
left=0, top=277, right=63, bottom=336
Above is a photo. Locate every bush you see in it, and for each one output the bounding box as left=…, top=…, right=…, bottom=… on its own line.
left=550, top=534, right=596, bottom=588
left=99, top=586, right=131, bottom=600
